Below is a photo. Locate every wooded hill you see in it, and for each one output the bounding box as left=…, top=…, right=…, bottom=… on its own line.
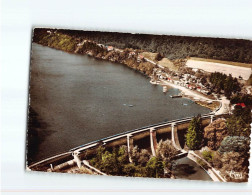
left=33, top=28, right=252, bottom=64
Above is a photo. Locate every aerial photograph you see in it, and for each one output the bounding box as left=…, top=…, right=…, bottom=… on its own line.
left=26, top=28, right=252, bottom=182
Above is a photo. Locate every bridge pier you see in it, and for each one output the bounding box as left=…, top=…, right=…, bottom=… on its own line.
left=210, top=115, right=214, bottom=123
left=72, top=151, right=82, bottom=168
left=171, top=123, right=182, bottom=150
left=150, top=128, right=157, bottom=156
left=29, top=114, right=221, bottom=171
left=171, top=123, right=176, bottom=148
left=127, top=134, right=134, bottom=163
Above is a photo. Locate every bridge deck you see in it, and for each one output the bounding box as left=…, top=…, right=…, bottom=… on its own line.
left=29, top=114, right=224, bottom=169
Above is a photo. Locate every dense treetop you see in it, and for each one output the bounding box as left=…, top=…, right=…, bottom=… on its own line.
left=33, top=28, right=252, bottom=64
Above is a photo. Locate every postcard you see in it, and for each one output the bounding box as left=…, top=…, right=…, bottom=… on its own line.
left=26, top=28, right=251, bottom=182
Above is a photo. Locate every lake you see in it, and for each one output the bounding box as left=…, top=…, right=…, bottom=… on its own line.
left=28, top=43, right=210, bottom=163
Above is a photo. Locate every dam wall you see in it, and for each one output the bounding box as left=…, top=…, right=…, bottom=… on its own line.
left=28, top=114, right=224, bottom=172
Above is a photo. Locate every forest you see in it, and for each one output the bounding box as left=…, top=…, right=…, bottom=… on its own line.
left=37, top=28, right=252, bottom=64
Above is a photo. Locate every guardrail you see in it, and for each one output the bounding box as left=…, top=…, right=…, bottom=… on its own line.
left=29, top=113, right=223, bottom=168
left=70, top=113, right=216, bottom=151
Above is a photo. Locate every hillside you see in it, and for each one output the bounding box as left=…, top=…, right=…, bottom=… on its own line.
left=33, top=28, right=252, bottom=64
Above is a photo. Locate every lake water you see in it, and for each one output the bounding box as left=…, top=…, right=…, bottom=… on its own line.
left=29, top=43, right=210, bottom=163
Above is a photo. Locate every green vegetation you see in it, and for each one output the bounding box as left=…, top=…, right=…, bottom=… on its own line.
left=201, top=150, right=214, bottom=164
left=35, top=32, right=78, bottom=53
left=185, top=115, right=203, bottom=150
left=89, top=146, right=128, bottom=175
left=156, top=139, right=179, bottom=161
left=212, top=136, right=250, bottom=182
left=203, top=118, right=227, bottom=150
left=218, top=136, right=250, bottom=154
left=80, top=41, right=106, bottom=56
left=145, top=156, right=164, bottom=178
left=209, top=72, right=241, bottom=99
left=248, top=73, right=252, bottom=85
left=131, top=146, right=151, bottom=166
left=89, top=140, right=178, bottom=178
left=47, top=28, right=252, bottom=64
left=230, top=93, right=252, bottom=106
left=203, top=106, right=251, bottom=182
left=196, top=159, right=209, bottom=170
left=226, top=105, right=251, bottom=137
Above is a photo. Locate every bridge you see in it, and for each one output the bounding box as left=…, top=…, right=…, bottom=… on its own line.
left=28, top=113, right=224, bottom=171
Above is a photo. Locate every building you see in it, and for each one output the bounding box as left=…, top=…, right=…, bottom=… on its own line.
left=137, top=55, right=144, bottom=63
left=236, top=103, right=246, bottom=108
left=107, top=46, right=114, bottom=51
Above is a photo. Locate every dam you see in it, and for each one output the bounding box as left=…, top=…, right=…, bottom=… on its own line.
left=28, top=114, right=226, bottom=181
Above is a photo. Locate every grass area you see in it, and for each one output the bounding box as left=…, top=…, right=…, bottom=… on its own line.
left=195, top=101, right=220, bottom=111
left=189, top=57, right=252, bottom=68
left=140, top=52, right=159, bottom=61
left=158, top=58, right=178, bottom=71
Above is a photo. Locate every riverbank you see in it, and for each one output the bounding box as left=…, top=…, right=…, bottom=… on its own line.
left=33, top=31, right=221, bottom=112
left=34, top=30, right=156, bottom=77
left=155, top=80, right=222, bottom=113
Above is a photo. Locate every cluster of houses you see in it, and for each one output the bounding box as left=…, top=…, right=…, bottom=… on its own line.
left=137, top=55, right=145, bottom=63
left=152, top=68, right=212, bottom=96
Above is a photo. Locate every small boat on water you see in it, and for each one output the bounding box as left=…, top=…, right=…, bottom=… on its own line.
left=163, top=86, right=168, bottom=93
left=170, top=94, right=182, bottom=98
left=150, top=80, right=157, bottom=85
left=123, top=104, right=134, bottom=107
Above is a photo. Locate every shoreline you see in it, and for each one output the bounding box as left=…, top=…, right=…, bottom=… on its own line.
left=33, top=33, right=226, bottom=113
left=151, top=79, right=223, bottom=113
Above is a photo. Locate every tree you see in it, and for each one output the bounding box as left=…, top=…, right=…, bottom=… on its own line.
left=90, top=145, right=129, bottom=175
left=218, top=136, right=250, bottom=154
left=116, top=145, right=129, bottom=166
left=131, top=146, right=151, bottom=166
left=145, top=156, right=164, bottom=178
left=156, top=140, right=179, bottom=160
left=201, top=150, right=214, bottom=164
left=203, top=118, right=227, bottom=150
left=226, top=106, right=251, bottom=137
left=224, top=74, right=234, bottom=98
left=155, top=53, right=164, bottom=61
left=248, top=73, right=252, bottom=85
left=99, top=150, right=124, bottom=175
left=123, top=163, right=137, bottom=177
left=213, top=136, right=250, bottom=182
left=89, top=146, right=105, bottom=170
left=209, top=72, right=241, bottom=98
left=185, top=115, right=203, bottom=150
left=138, top=149, right=151, bottom=166
left=230, top=94, right=252, bottom=106
left=201, top=76, right=207, bottom=85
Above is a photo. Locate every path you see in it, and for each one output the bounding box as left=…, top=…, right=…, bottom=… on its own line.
left=187, top=151, right=226, bottom=182
left=215, top=96, right=230, bottom=115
